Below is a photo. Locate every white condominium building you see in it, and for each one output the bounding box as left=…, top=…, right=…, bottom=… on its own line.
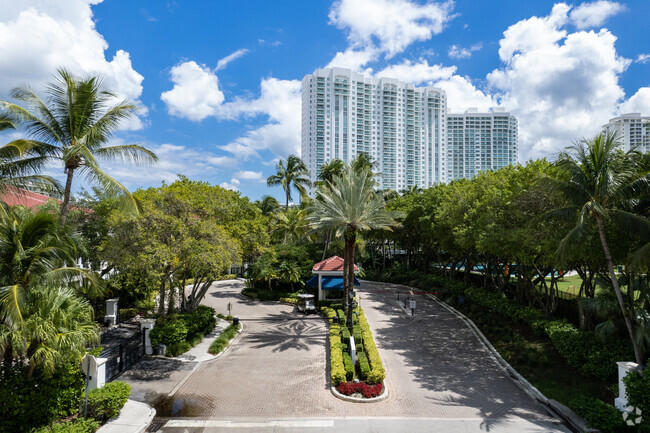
left=447, top=108, right=519, bottom=181
left=301, top=67, right=446, bottom=192
left=301, top=68, right=519, bottom=191
left=602, top=113, right=649, bottom=153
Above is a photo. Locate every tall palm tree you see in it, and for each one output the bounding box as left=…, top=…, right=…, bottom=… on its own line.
left=0, top=68, right=158, bottom=225
left=273, top=207, right=309, bottom=244
left=351, top=152, right=378, bottom=178
left=308, top=170, right=401, bottom=327
left=278, top=260, right=302, bottom=291
left=255, top=195, right=280, bottom=216
left=549, top=133, right=650, bottom=364
left=0, top=112, right=59, bottom=199
left=267, top=155, right=311, bottom=210
left=316, top=159, right=346, bottom=260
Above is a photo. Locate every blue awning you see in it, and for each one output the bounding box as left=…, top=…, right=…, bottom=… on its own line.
left=306, top=276, right=361, bottom=290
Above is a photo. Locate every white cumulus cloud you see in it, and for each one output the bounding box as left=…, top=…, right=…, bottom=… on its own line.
left=329, top=0, right=454, bottom=58
left=0, top=0, right=146, bottom=130
left=220, top=178, right=240, bottom=191
left=377, top=59, right=456, bottom=85
left=636, top=54, right=650, bottom=64
left=569, top=0, right=624, bottom=29
left=448, top=43, right=483, bottom=59
left=235, top=170, right=264, bottom=181
left=161, top=61, right=225, bottom=121
left=487, top=3, right=631, bottom=160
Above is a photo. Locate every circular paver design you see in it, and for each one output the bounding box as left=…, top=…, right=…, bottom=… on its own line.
left=166, top=279, right=559, bottom=422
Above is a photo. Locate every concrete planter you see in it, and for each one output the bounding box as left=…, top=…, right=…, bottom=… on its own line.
left=330, top=381, right=388, bottom=403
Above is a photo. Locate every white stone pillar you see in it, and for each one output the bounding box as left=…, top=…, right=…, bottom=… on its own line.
left=104, top=298, right=119, bottom=326
left=141, top=318, right=156, bottom=355
left=82, top=355, right=107, bottom=391
left=318, top=274, right=323, bottom=301
left=615, top=361, right=639, bottom=410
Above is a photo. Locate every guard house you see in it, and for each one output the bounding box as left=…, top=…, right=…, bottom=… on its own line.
left=306, top=256, right=361, bottom=301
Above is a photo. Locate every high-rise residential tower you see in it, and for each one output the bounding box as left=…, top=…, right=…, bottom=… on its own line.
left=301, top=68, right=519, bottom=190
left=446, top=108, right=519, bottom=181
left=602, top=113, right=649, bottom=153
left=301, top=67, right=447, bottom=192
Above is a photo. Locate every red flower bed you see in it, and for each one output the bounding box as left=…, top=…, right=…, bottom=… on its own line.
left=338, top=382, right=383, bottom=398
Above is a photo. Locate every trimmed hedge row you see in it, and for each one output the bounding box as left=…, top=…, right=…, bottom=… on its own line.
left=343, top=353, right=354, bottom=381
left=624, top=370, right=650, bottom=419
left=31, top=419, right=100, bottom=433
left=208, top=322, right=241, bottom=355
left=328, top=321, right=347, bottom=385
left=464, top=286, right=633, bottom=382
left=358, top=352, right=370, bottom=380
left=358, top=307, right=385, bottom=384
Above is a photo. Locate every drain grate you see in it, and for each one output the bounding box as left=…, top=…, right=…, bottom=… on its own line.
left=145, top=419, right=166, bottom=432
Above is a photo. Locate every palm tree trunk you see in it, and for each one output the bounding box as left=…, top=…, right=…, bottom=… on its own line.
left=596, top=216, right=643, bottom=364
left=285, top=188, right=290, bottom=211
left=59, top=167, right=75, bottom=225
left=344, top=229, right=356, bottom=328
left=322, top=229, right=332, bottom=261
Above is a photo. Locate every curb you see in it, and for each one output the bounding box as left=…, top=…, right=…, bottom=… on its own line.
left=166, top=320, right=245, bottom=399
left=133, top=401, right=156, bottom=433
left=330, top=381, right=388, bottom=403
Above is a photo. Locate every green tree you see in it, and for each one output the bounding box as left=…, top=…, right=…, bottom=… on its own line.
left=0, top=286, right=98, bottom=379
left=255, top=195, right=280, bottom=216
left=308, top=170, right=401, bottom=326
left=267, top=154, right=311, bottom=210
left=273, top=207, right=309, bottom=244
left=549, top=133, right=650, bottom=364
left=278, top=260, right=302, bottom=291
left=0, top=69, right=158, bottom=225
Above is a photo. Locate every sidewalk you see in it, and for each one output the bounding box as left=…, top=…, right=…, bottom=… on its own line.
left=96, top=399, right=155, bottom=433
left=175, top=317, right=230, bottom=363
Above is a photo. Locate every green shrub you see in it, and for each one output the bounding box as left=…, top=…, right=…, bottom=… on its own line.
left=87, top=381, right=131, bottom=421
left=150, top=319, right=188, bottom=347
left=208, top=323, right=241, bottom=355
left=31, top=418, right=100, bottom=433
left=353, top=325, right=362, bottom=344
left=624, top=370, right=650, bottom=419
left=343, top=353, right=354, bottom=381
left=331, top=303, right=342, bottom=310
left=0, top=362, right=85, bottom=432
left=568, top=396, right=630, bottom=433
left=183, top=306, right=216, bottom=337
left=355, top=343, right=363, bottom=353
left=118, top=308, right=139, bottom=321
left=337, top=309, right=345, bottom=322
left=279, top=297, right=298, bottom=305
left=358, top=307, right=385, bottom=384
left=358, top=352, right=370, bottom=380
left=341, top=326, right=351, bottom=341
left=330, top=334, right=346, bottom=386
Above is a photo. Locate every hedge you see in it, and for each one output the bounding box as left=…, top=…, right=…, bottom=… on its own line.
left=208, top=322, right=241, bottom=355
left=150, top=306, right=218, bottom=356
left=0, top=362, right=85, bottom=432
left=357, top=307, right=385, bottom=384
left=623, top=370, right=650, bottom=426
left=87, top=381, right=131, bottom=421
left=568, top=396, right=630, bottom=433
left=343, top=353, right=354, bottom=381
left=358, top=352, right=370, bottom=380
left=31, top=419, right=100, bottom=433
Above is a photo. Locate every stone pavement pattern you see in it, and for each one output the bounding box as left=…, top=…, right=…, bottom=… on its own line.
left=153, top=279, right=567, bottom=432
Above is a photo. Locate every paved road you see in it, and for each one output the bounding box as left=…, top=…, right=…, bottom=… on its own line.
left=144, top=279, right=568, bottom=432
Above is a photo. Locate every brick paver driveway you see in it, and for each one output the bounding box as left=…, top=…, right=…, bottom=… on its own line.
left=157, top=279, right=568, bottom=432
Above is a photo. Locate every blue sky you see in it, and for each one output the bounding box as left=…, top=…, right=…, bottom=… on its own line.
left=0, top=0, right=649, bottom=202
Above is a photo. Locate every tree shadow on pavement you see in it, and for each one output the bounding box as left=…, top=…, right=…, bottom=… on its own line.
left=119, top=357, right=194, bottom=382
left=244, top=311, right=327, bottom=352
left=358, top=280, right=560, bottom=431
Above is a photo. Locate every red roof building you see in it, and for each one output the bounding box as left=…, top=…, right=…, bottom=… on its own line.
left=1, top=187, right=61, bottom=208
left=312, top=255, right=359, bottom=273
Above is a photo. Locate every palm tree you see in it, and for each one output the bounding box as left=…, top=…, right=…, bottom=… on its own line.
left=0, top=68, right=158, bottom=225
left=255, top=195, right=280, bottom=217
left=0, top=285, right=98, bottom=379
left=351, top=152, right=377, bottom=176
left=549, top=133, right=650, bottom=364
left=273, top=207, right=309, bottom=244
left=0, top=112, right=59, bottom=199
left=308, top=170, right=401, bottom=327
left=316, top=159, right=346, bottom=259
left=267, top=155, right=311, bottom=210
left=0, top=207, right=99, bottom=326
left=278, top=261, right=302, bottom=291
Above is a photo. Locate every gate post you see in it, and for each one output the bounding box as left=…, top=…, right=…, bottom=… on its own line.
left=104, top=298, right=119, bottom=326
left=141, top=318, right=156, bottom=355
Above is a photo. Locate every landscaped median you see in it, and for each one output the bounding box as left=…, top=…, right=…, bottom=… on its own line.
left=208, top=319, right=242, bottom=355
left=322, top=304, right=386, bottom=401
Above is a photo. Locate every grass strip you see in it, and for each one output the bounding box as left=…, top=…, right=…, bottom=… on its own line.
left=208, top=322, right=241, bottom=355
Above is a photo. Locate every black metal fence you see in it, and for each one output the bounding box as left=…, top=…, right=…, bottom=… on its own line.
left=99, top=331, right=144, bottom=381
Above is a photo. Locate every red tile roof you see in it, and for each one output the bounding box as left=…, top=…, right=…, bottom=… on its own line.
left=1, top=187, right=61, bottom=208
left=312, top=255, right=359, bottom=272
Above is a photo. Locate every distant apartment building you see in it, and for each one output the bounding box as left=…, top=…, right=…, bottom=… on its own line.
left=602, top=113, right=649, bottom=153
left=301, top=67, right=518, bottom=191
left=446, top=108, right=519, bottom=181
